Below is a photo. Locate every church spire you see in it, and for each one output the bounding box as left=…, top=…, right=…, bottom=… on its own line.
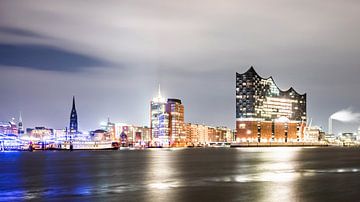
left=19, top=111, right=22, bottom=123
left=152, top=84, right=166, bottom=103
left=72, top=96, right=76, bottom=109
left=69, top=96, right=78, bottom=134
left=18, top=111, right=24, bottom=134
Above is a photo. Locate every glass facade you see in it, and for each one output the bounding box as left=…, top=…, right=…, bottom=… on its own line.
left=236, top=67, right=307, bottom=143
left=236, top=67, right=306, bottom=122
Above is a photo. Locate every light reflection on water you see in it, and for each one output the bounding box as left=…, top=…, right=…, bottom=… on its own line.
left=255, top=147, right=300, bottom=202
left=1, top=148, right=360, bottom=201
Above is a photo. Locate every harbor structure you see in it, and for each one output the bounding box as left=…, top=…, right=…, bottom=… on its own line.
left=236, top=67, right=307, bottom=143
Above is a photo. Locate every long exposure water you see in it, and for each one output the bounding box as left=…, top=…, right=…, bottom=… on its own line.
left=1, top=147, right=360, bottom=201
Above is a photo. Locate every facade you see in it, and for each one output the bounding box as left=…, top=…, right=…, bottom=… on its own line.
left=26, top=127, right=54, bottom=141
left=0, top=121, right=18, bottom=135
left=167, top=99, right=186, bottom=146
left=184, top=123, right=203, bottom=144
left=114, top=123, right=150, bottom=146
left=236, top=67, right=307, bottom=143
left=69, top=96, right=78, bottom=134
left=184, top=123, right=233, bottom=145
left=304, top=126, right=323, bottom=142
left=53, top=129, right=67, bottom=140
left=339, top=133, right=356, bottom=143
left=90, top=129, right=111, bottom=141
left=101, top=118, right=116, bottom=140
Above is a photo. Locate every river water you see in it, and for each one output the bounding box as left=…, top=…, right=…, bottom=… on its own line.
left=1, top=147, right=360, bottom=201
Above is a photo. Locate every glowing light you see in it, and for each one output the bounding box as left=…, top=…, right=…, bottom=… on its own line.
left=276, top=116, right=290, bottom=123
left=148, top=182, right=179, bottom=190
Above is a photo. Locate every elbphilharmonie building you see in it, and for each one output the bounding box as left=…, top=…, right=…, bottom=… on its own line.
left=236, top=67, right=307, bottom=143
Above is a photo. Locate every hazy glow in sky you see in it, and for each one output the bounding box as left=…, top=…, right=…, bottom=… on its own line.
left=0, top=0, right=360, bottom=132
left=331, top=108, right=360, bottom=123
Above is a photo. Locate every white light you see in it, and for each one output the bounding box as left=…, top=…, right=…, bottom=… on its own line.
left=276, top=116, right=290, bottom=123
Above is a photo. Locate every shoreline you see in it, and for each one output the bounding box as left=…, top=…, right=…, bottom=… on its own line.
left=230, top=142, right=329, bottom=147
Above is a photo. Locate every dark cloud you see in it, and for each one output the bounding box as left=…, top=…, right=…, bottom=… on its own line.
left=0, top=43, right=108, bottom=72
left=0, top=26, right=46, bottom=38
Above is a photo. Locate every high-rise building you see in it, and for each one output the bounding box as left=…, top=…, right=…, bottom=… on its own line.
left=150, top=85, right=168, bottom=146
left=236, top=67, right=307, bottom=143
left=167, top=98, right=186, bottom=146
left=150, top=86, right=185, bottom=147
left=69, top=96, right=78, bottom=134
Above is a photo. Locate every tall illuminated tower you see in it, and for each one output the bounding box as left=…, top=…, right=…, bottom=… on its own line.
left=18, top=111, right=24, bottom=135
left=150, top=85, right=186, bottom=147
left=69, top=96, right=78, bottom=134
left=150, top=85, right=168, bottom=146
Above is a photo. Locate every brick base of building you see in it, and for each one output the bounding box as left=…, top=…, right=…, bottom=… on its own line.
left=236, top=120, right=305, bottom=143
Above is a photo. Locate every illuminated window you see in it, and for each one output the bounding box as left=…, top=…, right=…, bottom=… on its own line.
left=239, top=123, right=246, bottom=129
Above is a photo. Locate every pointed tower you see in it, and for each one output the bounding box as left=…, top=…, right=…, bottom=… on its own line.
left=152, top=84, right=166, bottom=103
left=150, top=84, right=170, bottom=146
left=18, top=111, right=24, bottom=135
left=158, top=84, right=162, bottom=98
left=69, top=96, right=78, bottom=134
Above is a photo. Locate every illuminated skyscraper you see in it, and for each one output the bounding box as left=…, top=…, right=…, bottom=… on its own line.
left=69, top=96, right=78, bottom=134
left=150, top=85, right=168, bottom=146
left=150, top=86, right=185, bottom=147
left=236, top=67, right=307, bottom=143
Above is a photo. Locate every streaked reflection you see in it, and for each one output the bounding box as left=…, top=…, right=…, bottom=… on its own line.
left=145, top=150, right=183, bottom=200
left=251, top=147, right=300, bottom=201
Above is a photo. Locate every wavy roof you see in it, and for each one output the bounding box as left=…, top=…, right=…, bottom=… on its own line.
left=237, top=66, right=306, bottom=96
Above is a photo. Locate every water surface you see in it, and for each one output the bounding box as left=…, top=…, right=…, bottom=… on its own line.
left=1, top=147, right=360, bottom=201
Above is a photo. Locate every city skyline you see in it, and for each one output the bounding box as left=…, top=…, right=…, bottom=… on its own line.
left=1, top=1, right=360, bottom=133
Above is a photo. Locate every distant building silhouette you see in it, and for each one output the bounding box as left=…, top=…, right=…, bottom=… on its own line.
left=69, top=96, right=78, bottom=134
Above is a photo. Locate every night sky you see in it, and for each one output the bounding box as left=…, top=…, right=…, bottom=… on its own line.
left=1, top=0, right=360, bottom=133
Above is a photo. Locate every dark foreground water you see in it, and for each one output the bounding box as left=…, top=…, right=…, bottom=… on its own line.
left=1, top=147, right=360, bottom=202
